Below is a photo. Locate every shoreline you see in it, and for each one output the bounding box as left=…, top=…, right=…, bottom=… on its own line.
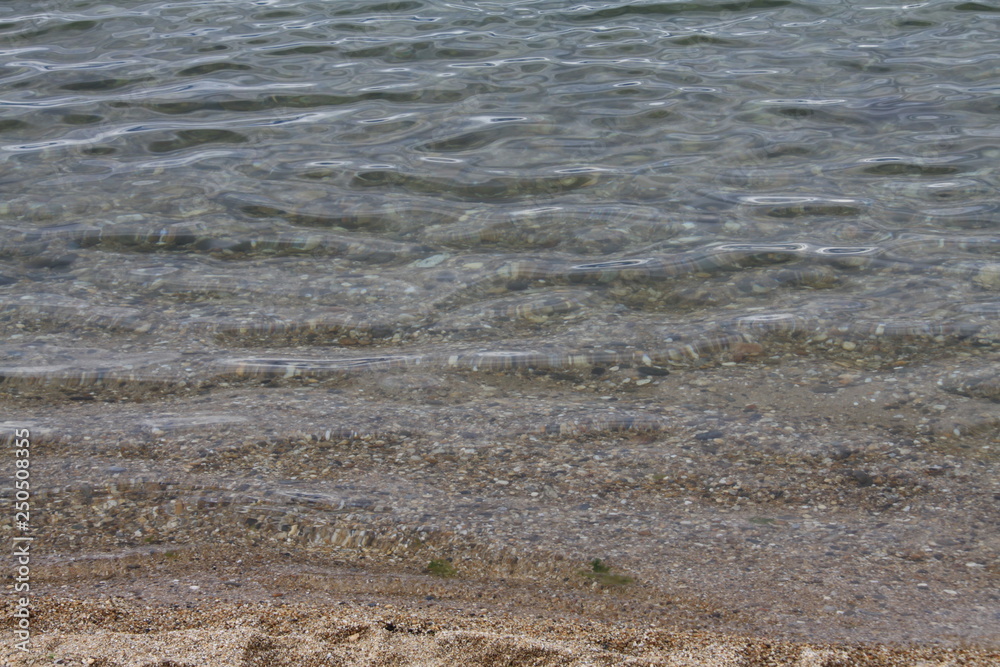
left=3, top=541, right=998, bottom=666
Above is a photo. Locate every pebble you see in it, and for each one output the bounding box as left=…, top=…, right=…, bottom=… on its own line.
left=829, top=445, right=854, bottom=461
left=413, top=254, right=449, bottom=268
left=850, top=470, right=874, bottom=487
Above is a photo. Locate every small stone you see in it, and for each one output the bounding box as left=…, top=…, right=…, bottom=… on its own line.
left=412, top=254, right=449, bottom=268
left=972, top=263, right=1000, bottom=289
left=25, top=252, right=78, bottom=269
left=731, top=342, right=764, bottom=362
left=842, top=341, right=857, bottom=351
left=830, top=444, right=854, bottom=461
left=695, top=430, right=724, bottom=441
left=849, top=470, right=874, bottom=487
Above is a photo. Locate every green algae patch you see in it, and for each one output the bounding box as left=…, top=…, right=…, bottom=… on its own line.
left=426, top=559, right=457, bottom=578
left=580, top=558, right=633, bottom=587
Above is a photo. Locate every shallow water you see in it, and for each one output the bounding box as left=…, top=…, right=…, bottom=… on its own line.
left=1, top=0, right=998, bottom=648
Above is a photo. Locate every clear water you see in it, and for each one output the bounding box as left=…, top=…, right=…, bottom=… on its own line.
left=1, top=0, right=998, bottom=647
